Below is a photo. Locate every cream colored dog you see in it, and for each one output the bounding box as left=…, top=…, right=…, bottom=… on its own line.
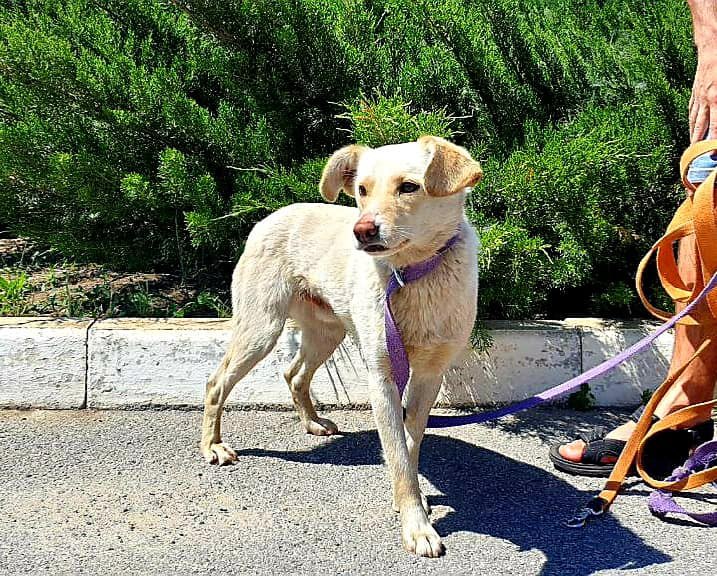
left=201, top=135, right=482, bottom=557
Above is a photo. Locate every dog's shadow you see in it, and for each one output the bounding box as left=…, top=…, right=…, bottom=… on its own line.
left=239, top=429, right=671, bottom=575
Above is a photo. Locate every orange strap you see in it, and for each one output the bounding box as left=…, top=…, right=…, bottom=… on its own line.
left=599, top=140, right=717, bottom=511
left=636, top=142, right=717, bottom=324
left=598, top=340, right=717, bottom=509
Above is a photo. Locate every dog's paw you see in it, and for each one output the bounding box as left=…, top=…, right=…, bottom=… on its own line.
left=402, top=515, right=444, bottom=558
left=201, top=442, right=238, bottom=466
left=304, top=417, right=339, bottom=436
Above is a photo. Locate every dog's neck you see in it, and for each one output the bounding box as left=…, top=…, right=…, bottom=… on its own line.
left=382, top=219, right=465, bottom=270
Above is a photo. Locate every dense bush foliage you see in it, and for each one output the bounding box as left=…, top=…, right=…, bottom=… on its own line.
left=0, top=0, right=698, bottom=318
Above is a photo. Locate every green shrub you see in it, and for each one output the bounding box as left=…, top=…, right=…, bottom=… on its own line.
left=0, top=272, right=29, bottom=315
left=474, top=101, right=683, bottom=319
left=0, top=0, right=699, bottom=319
left=567, top=383, right=597, bottom=411
left=339, top=94, right=457, bottom=147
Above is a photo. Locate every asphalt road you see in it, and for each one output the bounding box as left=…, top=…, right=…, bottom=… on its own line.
left=1, top=408, right=715, bottom=576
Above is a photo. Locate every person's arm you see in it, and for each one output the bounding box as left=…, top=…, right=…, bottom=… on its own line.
left=688, top=0, right=717, bottom=141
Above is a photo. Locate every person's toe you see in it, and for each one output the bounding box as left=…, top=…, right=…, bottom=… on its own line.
left=558, top=440, right=586, bottom=462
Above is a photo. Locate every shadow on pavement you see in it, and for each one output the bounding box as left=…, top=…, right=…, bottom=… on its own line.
left=239, top=429, right=671, bottom=575
left=485, top=407, right=630, bottom=445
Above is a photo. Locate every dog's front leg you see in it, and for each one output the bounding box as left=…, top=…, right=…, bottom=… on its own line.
left=366, top=362, right=444, bottom=557
left=397, top=371, right=443, bottom=515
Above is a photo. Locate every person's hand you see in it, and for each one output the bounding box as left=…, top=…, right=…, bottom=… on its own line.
left=689, top=49, right=717, bottom=142
left=688, top=0, right=717, bottom=142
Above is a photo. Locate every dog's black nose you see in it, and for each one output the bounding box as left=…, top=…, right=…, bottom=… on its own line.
left=353, top=218, right=379, bottom=244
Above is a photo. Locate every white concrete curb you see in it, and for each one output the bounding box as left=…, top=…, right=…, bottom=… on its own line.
left=0, top=317, right=91, bottom=409
left=0, top=317, right=673, bottom=409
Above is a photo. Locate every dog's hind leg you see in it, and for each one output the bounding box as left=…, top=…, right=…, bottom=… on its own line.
left=284, top=315, right=345, bottom=436
left=201, top=280, right=290, bottom=465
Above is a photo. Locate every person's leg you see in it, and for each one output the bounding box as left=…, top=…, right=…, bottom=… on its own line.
left=655, top=238, right=717, bottom=416
left=559, top=234, right=717, bottom=463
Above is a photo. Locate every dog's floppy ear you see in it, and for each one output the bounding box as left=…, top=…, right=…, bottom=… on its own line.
left=319, top=144, right=368, bottom=202
left=419, top=135, right=483, bottom=197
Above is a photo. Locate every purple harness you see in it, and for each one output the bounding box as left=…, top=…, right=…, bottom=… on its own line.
left=384, top=233, right=461, bottom=400
left=384, top=235, right=717, bottom=525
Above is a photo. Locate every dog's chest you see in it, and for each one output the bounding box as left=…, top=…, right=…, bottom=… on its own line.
left=389, top=263, right=475, bottom=347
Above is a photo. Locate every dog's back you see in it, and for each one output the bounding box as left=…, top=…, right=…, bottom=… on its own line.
left=230, top=203, right=359, bottom=316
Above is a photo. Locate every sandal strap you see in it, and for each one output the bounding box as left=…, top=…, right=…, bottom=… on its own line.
left=581, top=437, right=626, bottom=465
left=579, top=426, right=609, bottom=444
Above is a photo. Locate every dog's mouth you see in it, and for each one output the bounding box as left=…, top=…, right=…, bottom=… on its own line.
left=359, top=239, right=409, bottom=255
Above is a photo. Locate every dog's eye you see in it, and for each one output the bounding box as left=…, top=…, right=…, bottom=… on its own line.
left=399, top=182, right=419, bottom=194
left=358, top=185, right=367, bottom=197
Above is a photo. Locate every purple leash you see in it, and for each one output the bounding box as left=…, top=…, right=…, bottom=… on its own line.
left=648, top=440, right=717, bottom=526
left=385, top=240, right=717, bottom=429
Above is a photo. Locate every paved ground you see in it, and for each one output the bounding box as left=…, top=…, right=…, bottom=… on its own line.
left=1, top=408, right=715, bottom=576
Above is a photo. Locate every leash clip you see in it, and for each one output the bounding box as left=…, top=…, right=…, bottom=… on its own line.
left=392, top=268, right=406, bottom=288
left=564, top=496, right=607, bottom=529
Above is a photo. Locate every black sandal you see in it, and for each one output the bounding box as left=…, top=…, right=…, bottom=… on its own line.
left=549, top=406, right=715, bottom=478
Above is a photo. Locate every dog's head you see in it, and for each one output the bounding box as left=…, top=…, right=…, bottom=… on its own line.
left=319, top=136, right=482, bottom=258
